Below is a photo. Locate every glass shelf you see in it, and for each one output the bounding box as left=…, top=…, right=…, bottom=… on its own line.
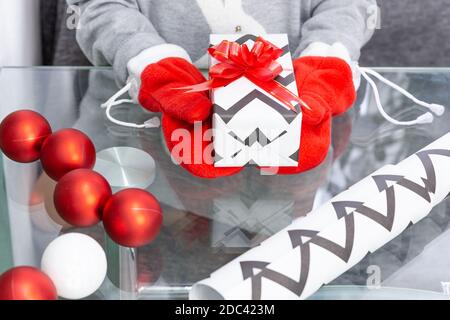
left=1, top=66, right=450, bottom=299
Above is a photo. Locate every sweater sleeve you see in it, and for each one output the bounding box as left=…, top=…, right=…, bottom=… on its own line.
left=67, top=0, right=168, bottom=84
left=295, top=0, right=377, bottom=60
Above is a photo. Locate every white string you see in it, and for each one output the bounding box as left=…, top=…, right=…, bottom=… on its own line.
left=102, top=67, right=445, bottom=128
left=360, top=67, right=445, bottom=116
left=101, top=82, right=161, bottom=129
left=357, top=66, right=445, bottom=126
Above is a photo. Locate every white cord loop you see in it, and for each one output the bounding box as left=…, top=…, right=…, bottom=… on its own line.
left=102, top=67, right=444, bottom=129
left=101, top=82, right=161, bottom=129
left=357, top=66, right=445, bottom=126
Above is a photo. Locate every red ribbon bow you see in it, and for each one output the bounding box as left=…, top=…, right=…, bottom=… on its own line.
left=178, top=36, right=305, bottom=113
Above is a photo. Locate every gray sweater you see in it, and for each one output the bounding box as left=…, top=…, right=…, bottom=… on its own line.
left=68, top=0, right=376, bottom=84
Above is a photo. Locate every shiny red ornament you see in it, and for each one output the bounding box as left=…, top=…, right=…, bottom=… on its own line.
left=103, top=188, right=162, bottom=247
left=0, top=266, right=57, bottom=300
left=40, top=128, right=96, bottom=181
left=54, top=169, right=112, bottom=227
left=0, top=110, right=52, bottom=162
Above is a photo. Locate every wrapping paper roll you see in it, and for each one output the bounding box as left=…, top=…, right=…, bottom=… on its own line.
left=191, top=165, right=397, bottom=298
left=191, top=132, right=450, bottom=300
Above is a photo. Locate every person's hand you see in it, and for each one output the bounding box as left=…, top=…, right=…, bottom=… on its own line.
left=138, top=57, right=243, bottom=179
left=136, top=56, right=355, bottom=178
left=138, top=58, right=213, bottom=123
left=265, top=56, right=356, bottom=175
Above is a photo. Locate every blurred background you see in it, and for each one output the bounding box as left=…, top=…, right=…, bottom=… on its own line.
left=0, top=0, right=450, bottom=67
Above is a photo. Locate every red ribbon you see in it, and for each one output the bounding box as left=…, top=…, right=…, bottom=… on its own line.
left=178, top=37, right=304, bottom=113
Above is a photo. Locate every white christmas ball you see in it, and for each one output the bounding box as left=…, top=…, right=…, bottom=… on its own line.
left=41, top=233, right=107, bottom=299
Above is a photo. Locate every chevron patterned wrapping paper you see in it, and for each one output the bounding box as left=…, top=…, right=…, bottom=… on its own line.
left=211, top=34, right=302, bottom=167
left=190, top=132, right=450, bottom=300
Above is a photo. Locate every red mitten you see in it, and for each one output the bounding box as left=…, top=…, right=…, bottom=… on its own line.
left=139, top=57, right=243, bottom=178
left=266, top=56, right=356, bottom=175
left=139, top=58, right=212, bottom=123
left=161, top=114, right=243, bottom=178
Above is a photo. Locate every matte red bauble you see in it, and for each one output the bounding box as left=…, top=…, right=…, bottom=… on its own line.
left=0, top=110, right=52, bottom=162
left=103, top=188, right=162, bottom=247
left=54, top=169, right=112, bottom=227
left=40, top=128, right=96, bottom=181
left=0, top=266, right=57, bottom=300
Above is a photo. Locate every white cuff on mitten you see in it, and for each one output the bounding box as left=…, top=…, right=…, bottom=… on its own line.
left=126, top=44, right=192, bottom=101
left=300, top=42, right=361, bottom=89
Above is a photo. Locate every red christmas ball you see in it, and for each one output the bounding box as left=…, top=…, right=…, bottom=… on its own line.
left=54, top=169, right=112, bottom=227
left=0, top=266, right=57, bottom=300
left=40, top=128, right=96, bottom=181
left=0, top=110, right=52, bottom=162
left=103, top=188, right=162, bottom=247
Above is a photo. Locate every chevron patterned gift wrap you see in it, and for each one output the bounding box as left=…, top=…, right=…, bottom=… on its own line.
left=190, top=132, right=450, bottom=300
left=210, top=34, right=302, bottom=167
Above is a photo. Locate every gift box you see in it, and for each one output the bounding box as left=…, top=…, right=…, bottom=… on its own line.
left=210, top=34, right=302, bottom=167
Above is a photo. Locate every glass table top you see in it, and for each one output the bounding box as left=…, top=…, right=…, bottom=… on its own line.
left=1, top=66, right=450, bottom=300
